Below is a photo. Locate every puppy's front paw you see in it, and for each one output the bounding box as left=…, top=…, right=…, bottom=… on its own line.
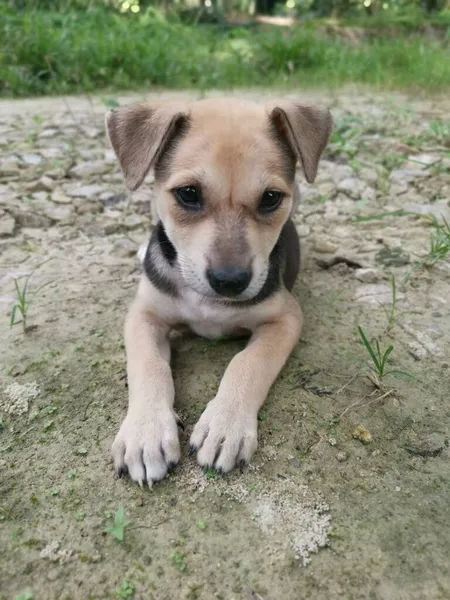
left=190, top=398, right=258, bottom=473
left=112, top=409, right=180, bottom=487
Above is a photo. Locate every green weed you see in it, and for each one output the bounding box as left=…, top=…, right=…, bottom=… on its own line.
left=104, top=506, right=131, bottom=542
left=14, top=593, right=33, bottom=600
left=171, top=551, right=187, bottom=573
left=405, top=216, right=450, bottom=282
left=9, top=259, right=53, bottom=333
left=357, top=326, right=411, bottom=382
left=115, top=579, right=135, bottom=599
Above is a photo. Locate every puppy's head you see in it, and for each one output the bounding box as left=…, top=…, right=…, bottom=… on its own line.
left=106, top=98, right=332, bottom=300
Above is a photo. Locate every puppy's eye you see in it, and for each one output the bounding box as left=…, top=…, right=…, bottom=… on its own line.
left=174, top=186, right=202, bottom=211
left=259, top=190, right=283, bottom=215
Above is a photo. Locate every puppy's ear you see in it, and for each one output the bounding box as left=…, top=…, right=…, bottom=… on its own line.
left=105, top=102, right=188, bottom=191
left=270, top=103, right=333, bottom=184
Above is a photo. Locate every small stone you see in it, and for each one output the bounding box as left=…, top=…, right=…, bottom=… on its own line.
left=103, top=220, right=122, bottom=235
left=13, top=211, right=51, bottom=228
left=39, top=127, right=59, bottom=138
left=25, top=176, right=56, bottom=193
left=354, top=283, right=404, bottom=305
left=404, top=433, right=446, bottom=457
left=408, top=342, right=429, bottom=361
left=407, top=153, right=440, bottom=167
left=44, top=205, right=74, bottom=223
left=51, top=189, right=72, bottom=204
left=313, top=238, right=338, bottom=254
left=69, top=184, right=105, bottom=198
left=100, top=193, right=127, bottom=207
left=352, top=425, right=373, bottom=444
left=70, top=160, right=108, bottom=178
left=375, top=246, right=410, bottom=267
left=113, top=238, right=138, bottom=258
left=0, top=214, right=15, bottom=237
left=21, top=153, right=43, bottom=166
left=328, top=437, right=337, bottom=446
left=290, top=459, right=302, bottom=469
left=76, top=201, right=103, bottom=215
left=389, top=181, right=409, bottom=197
left=337, top=178, right=361, bottom=199
left=359, top=167, right=378, bottom=186
left=124, top=214, right=149, bottom=231
left=104, top=149, right=116, bottom=164
left=0, top=162, right=20, bottom=177
left=81, top=126, right=100, bottom=138
left=355, top=268, right=380, bottom=283
left=336, top=452, right=348, bottom=462
left=296, top=224, right=311, bottom=238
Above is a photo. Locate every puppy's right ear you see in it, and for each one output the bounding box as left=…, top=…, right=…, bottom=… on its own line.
left=105, top=103, right=189, bottom=191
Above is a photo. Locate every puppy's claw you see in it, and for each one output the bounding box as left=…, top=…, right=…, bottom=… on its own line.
left=114, top=468, right=123, bottom=480
left=189, top=445, right=197, bottom=457
left=239, top=459, right=246, bottom=474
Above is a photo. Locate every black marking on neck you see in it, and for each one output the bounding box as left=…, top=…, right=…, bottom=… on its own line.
left=143, top=222, right=178, bottom=296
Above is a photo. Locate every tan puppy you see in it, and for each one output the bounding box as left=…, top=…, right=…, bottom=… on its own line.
left=106, top=97, right=332, bottom=486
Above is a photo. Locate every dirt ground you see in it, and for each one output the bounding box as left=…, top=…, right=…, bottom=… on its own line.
left=0, top=89, right=449, bottom=600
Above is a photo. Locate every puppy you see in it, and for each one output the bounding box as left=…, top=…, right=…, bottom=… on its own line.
left=106, top=97, right=332, bottom=486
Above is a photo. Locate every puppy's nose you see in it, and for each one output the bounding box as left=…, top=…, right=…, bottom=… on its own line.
left=207, top=267, right=251, bottom=296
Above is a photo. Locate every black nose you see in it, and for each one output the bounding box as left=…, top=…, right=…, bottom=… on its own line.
left=207, top=267, right=251, bottom=296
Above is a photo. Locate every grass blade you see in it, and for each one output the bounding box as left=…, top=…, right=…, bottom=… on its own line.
left=357, top=327, right=380, bottom=371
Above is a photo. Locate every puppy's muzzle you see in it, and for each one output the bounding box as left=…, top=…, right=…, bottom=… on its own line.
left=206, top=267, right=252, bottom=297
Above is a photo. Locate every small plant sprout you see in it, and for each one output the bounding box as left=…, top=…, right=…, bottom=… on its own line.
left=357, top=327, right=412, bottom=385
left=379, top=274, right=398, bottom=330
left=115, top=578, right=134, bottom=599
left=104, top=506, right=131, bottom=542
left=404, top=215, right=450, bottom=282
left=9, top=259, right=54, bottom=333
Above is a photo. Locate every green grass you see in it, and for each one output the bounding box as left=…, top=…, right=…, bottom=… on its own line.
left=1, top=7, right=449, bottom=97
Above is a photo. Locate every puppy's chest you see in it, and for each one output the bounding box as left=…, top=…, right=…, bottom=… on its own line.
left=173, top=290, right=249, bottom=339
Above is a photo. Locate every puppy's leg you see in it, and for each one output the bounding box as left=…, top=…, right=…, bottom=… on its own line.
left=190, top=296, right=302, bottom=473
left=112, top=297, right=180, bottom=487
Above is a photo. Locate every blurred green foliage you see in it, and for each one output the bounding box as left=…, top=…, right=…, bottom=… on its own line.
left=0, top=0, right=449, bottom=96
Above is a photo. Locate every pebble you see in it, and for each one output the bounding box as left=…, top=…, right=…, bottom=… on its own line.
left=352, top=425, right=373, bottom=444
left=28, top=175, right=57, bottom=193
left=336, top=452, right=348, bottom=462
left=313, top=238, right=338, bottom=254
left=375, top=246, right=410, bottom=267
left=21, top=153, right=43, bottom=165
left=0, top=214, right=15, bottom=237
left=354, top=283, right=404, bottom=305
left=0, top=162, right=20, bottom=177
left=70, top=160, right=109, bottom=178
left=404, top=433, right=446, bottom=457
left=69, top=184, right=105, bottom=198
left=51, top=188, right=72, bottom=204
left=337, top=178, right=361, bottom=199
left=113, top=238, right=138, bottom=258
left=44, top=205, right=74, bottom=223
left=296, top=224, right=311, bottom=238
left=355, top=268, right=380, bottom=283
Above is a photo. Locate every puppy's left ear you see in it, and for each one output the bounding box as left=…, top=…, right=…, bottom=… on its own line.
left=105, top=102, right=189, bottom=191
left=270, top=103, right=333, bottom=184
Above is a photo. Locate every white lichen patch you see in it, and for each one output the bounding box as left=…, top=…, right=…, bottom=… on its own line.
left=40, top=540, right=74, bottom=564
left=252, top=478, right=331, bottom=566
left=1, top=381, right=40, bottom=415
